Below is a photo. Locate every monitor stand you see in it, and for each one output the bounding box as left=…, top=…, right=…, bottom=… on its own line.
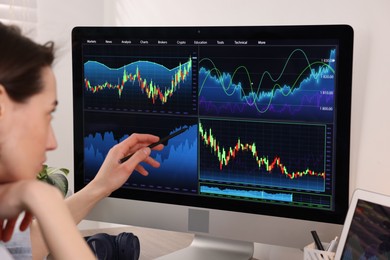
left=156, top=234, right=254, bottom=260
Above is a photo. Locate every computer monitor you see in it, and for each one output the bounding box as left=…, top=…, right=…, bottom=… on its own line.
left=72, top=25, right=353, bottom=259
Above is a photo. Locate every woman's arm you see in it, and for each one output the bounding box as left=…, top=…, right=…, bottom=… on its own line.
left=0, top=181, right=95, bottom=260
left=67, top=134, right=162, bottom=222
left=31, top=133, right=162, bottom=259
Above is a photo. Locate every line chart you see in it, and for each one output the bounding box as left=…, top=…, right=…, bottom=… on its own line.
left=198, top=47, right=336, bottom=121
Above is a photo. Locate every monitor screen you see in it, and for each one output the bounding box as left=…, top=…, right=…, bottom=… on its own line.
left=341, top=199, right=390, bottom=259
left=72, top=25, right=353, bottom=256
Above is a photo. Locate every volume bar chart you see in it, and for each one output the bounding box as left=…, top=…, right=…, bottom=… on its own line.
left=200, top=185, right=293, bottom=202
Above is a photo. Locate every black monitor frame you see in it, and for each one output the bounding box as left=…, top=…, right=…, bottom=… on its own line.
left=72, top=25, right=353, bottom=225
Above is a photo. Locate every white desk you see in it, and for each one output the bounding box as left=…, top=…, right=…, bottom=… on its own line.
left=81, top=226, right=303, bottom=260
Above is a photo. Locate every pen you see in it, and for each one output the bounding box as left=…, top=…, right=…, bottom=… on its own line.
left=119, top=127, right=189, bottom=164
left=311, top=230, right=325, bottom=251
left=326, top=236, right=338, bottom=252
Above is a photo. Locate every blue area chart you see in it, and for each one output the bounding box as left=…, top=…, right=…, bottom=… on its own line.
left=199, top=49, right=336, bottom=121
left=83, top=58, right=195, bottom=114
left=84, top=124, right=198, bottom=194
left=200, top=185, right=293, bottom=202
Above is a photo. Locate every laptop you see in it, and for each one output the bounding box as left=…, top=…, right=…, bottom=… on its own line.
left=335, top=189, right=390, bottom=260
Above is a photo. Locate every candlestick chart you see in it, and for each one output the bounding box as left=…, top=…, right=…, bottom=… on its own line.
left=83, top=112, right=198, bottom=194
left=83, top=56, right=196, bottom=114
left=198, top=47, right=336, bottom=121
left=199, top=118, right=329, bottom=192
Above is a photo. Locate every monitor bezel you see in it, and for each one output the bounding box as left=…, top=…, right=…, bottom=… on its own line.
left=72, top=25, right=353, bottom=225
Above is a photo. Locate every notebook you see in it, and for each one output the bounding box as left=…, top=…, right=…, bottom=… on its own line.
left=335, top=189, right=390, bottom=260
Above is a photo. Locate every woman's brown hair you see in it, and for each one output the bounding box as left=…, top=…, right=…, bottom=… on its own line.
left=0, top=22, right=55, bottom=103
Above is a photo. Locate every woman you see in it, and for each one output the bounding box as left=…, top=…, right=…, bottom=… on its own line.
left=0, top=22, right=162, bottom=259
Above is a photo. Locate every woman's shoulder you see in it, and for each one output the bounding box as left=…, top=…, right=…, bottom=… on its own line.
left=4, top=227, right=32, bottom=260
left=0, top=243, right=14, bottom=260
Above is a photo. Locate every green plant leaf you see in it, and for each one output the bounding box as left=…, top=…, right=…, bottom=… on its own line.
left=37, top=165, right=69, bottom=197
left=44, top=173, right=68, bottom=197
left=37, top=165, right=49, bottom=180
left=46, top=167, right=69, bottom=176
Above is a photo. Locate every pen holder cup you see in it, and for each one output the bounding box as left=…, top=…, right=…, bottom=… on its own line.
left=304, top=242, right=335, bottom=260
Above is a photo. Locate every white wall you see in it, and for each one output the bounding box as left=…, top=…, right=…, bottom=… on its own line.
left=40, top=0, right=390, bottom=201
left=36, top=0, right=105, bottom=191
